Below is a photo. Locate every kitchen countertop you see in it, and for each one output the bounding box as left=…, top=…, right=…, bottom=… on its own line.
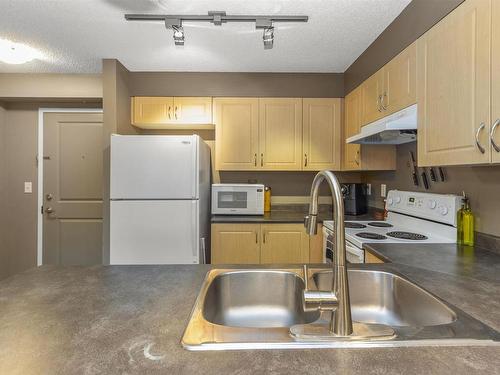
left=211, top=205, right=382, bottom=223
left=1, top=246, right=500, bottom=374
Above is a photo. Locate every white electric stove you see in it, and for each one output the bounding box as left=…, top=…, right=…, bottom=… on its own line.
left=322, top=190, right=463, bottom=263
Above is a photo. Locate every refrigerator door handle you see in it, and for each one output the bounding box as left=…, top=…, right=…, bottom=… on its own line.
left=200, top=237, right=206, bottom=264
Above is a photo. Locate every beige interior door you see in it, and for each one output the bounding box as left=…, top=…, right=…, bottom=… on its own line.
left=302, top=98, right=342, bottom=171
left=260, top=224, right=309, bottom=264
left=43, top=112, right=103, bottom=265
left=259, top=98, right=302, bottom=170
left=492, top=0, right=500, bottom=163
left=214, top=98, right=259, bottom=170
left=417, top=0, right=491, bottom=166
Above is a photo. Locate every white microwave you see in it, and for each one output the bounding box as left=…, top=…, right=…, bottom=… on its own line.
left=211, top=184, right=264, bottom=215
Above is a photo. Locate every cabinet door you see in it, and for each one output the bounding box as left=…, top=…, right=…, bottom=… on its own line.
left=259, top=98, right=303, bottom=170
left=214, top=98, right=259, bottom=170
left=260, top=224, right=309, bottom=264
left=131, top=97, right=174, bottom=125
left=492, top=0, right=500, bottom=163
left=211, top=224, right=260, bottom=264
left=360, top=70, right=384, bottom=125
left=365, top=251, right=384, bottom=264
left=302, top=98, right=342, bottom=171
left=173, top=97, right=212, bottom=124
left=383, top=42, right=416, bottom=115
left=343, top=88, right=362, bottom=170
left=417, top=0, right=491, bottom=166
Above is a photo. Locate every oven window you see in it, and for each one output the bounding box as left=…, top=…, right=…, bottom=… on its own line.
left=218, top=191, right=248, bottom=208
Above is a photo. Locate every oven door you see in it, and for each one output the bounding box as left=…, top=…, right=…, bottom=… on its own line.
left=322, top=226, right=365, bottom=264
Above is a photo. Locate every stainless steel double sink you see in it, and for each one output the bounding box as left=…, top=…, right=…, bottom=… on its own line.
left=182, top=266, right=500, bottom=350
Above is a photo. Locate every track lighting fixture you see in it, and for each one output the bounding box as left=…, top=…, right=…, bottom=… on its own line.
left=125, top=11, right=308, bottom=50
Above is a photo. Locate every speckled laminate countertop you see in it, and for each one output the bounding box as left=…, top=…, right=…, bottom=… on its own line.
left=1, top=244, right=500, bottom=374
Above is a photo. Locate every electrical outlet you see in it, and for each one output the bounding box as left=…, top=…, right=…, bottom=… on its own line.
left=24, top=181, right=32, bottom=194
left=366, top=184, right=372, bottom=196
left=380, top=184, right=387, bottom=198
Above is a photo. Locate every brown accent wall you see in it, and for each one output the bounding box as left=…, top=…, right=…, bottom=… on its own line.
left=129, top=72, right=344, bottom=98
left=344, top=0, right=464, bottom=94
left=363, top=143, right=500, bottom=237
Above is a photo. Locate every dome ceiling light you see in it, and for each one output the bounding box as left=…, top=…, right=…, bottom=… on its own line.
left=125, top=11, right=308, bottom=50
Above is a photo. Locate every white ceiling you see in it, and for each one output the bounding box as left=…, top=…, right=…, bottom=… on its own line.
left=0, top=0, right=411, bottom=73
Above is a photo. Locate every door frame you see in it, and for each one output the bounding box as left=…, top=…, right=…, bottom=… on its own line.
left=37, top=108, right=103, bottom=266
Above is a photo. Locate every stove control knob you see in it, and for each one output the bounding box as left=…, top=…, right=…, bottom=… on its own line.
left=387, top=198, right=394, bottom=206
left=438, top=205, right=448, bottom=215
left=427, top=200, right=437, bottom=209
left=394, top=196, right=401, bottom=204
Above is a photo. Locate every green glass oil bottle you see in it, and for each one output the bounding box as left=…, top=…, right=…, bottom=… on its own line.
left=457, top=192, right=475, bottom=246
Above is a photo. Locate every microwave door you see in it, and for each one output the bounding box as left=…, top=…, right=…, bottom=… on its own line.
left=218, top=191, right=248, bottom=210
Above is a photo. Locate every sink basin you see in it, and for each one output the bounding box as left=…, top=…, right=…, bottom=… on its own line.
left=202, top=270, right=319, bottom=328
left=313, top=269, right=456, bottom=327
left=182, top=267, right=500, bottom=350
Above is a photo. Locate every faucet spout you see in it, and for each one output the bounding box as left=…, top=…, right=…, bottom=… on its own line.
left=303, top=170, right=353, bottom=336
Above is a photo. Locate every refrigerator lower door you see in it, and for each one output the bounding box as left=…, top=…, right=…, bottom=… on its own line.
left=110, top=200, right=199, bottom=265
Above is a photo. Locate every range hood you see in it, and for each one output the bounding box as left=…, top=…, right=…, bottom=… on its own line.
left=346, top=104, right=417, bottom=145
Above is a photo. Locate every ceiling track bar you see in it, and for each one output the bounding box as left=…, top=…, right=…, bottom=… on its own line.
left=124, top=14, right=309, bottom=23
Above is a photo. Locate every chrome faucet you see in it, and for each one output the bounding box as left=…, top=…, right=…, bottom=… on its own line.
left=303, top=170, right=353, bottom=336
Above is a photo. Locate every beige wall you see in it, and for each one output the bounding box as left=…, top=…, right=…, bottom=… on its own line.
left=0, top=73, right=102, bottom=100
left=363, top=143, right=500, bottom=237
left=0, top=104, right=7, bottom=279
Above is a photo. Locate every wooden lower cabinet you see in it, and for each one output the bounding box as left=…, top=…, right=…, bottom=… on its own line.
left=211, top=224, right=260, bottom=264
left=211, top=223, right=323, bottom=265
left=364, top=251, right=384, bottom=264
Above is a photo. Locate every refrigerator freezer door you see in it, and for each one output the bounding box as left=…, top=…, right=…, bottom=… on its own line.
left=110, top=200, right=199, bottom=265
left=111, top=135, right=198, bottom=199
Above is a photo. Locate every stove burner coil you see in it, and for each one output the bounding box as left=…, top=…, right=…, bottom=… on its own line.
left=386, top=231, right=428, bottom=240
left=355, top=232, right=387, bottom=240
left=367, top=222, right=393, bottom=228
left=344, top=222, right=367, bottom=229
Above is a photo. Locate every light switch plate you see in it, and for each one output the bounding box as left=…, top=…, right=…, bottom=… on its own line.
left=380, top=184, right=387, bottom=197
left=24, top=181, right=32, bottom=194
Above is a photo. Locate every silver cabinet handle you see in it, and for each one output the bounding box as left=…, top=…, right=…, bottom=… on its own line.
left=475, top=123, right=486, bottom=154
left=355, top=150, right=360, bottom=166
left=174, top=106, right=178, bottom=119
left=491, top=119, right=500, bottom=152
left=260, top=153, right=264, bottom=167
left=381, top=92, right=388, bottom=111
left=304, top=153, right=308, bottom=167
left=254, top=153, right=257, bottom=166
left=255, top=232, right=258, bottom=244
left=168, top=106, right=172, bottom=120
left=377, top=95, right=382, bottom=112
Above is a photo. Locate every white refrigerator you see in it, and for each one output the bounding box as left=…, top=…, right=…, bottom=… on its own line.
left=110, top=134, right=211, bottom=265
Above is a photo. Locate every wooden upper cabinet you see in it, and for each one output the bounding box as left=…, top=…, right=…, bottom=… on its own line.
left=383, top=42, right=416, bottom=116
left=132, top=97, right=173, bottom=125
left=131, top=97, right=213, bottom=128
left=259, top=98, right=303, bottom=170
left=211, top=224, right=260, bottom=264
left=260, top=224, right=309, bottom=264
left=173, top=97, right=212, bottom=124
left=343, top=88, right=362, bottom=170
left=361, top=70, right=384, bottom=125
left=302, top=98, right=342, bottom=171
left=417, top=0, right=491, bottom=166
left=492, top=0, right=500, bottom=164
left=214, top=98, right=259, bottom=170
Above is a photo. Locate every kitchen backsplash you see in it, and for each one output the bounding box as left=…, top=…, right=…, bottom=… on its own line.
left=363, top=142, right=500, bottom=238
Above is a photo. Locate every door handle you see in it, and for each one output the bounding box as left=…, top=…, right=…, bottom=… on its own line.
left=304, top=153, right=308, bottom=167
left=168, top=106, right=172, bottom=120
left=263, top=231, right=266, bottom=244
left=355, top=150, right=360, bottom=166
left=254, top=153, right=257, bottom=167
left=255, top=231, right=258, bottom=244
left=381, top=92, right=388, bottom=111
left=46, top=193, right=53, bottom=201
left=491, top=119, right=500, bottom=152
left=45, top=207, right=55, bottom=214
left=174, top=106, right=179, bottom=120
left=377, top=95, right=382, bottom=112
left=475, top=123, right=486, bottom=154
left=260, top=153, right=264, bottom=167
